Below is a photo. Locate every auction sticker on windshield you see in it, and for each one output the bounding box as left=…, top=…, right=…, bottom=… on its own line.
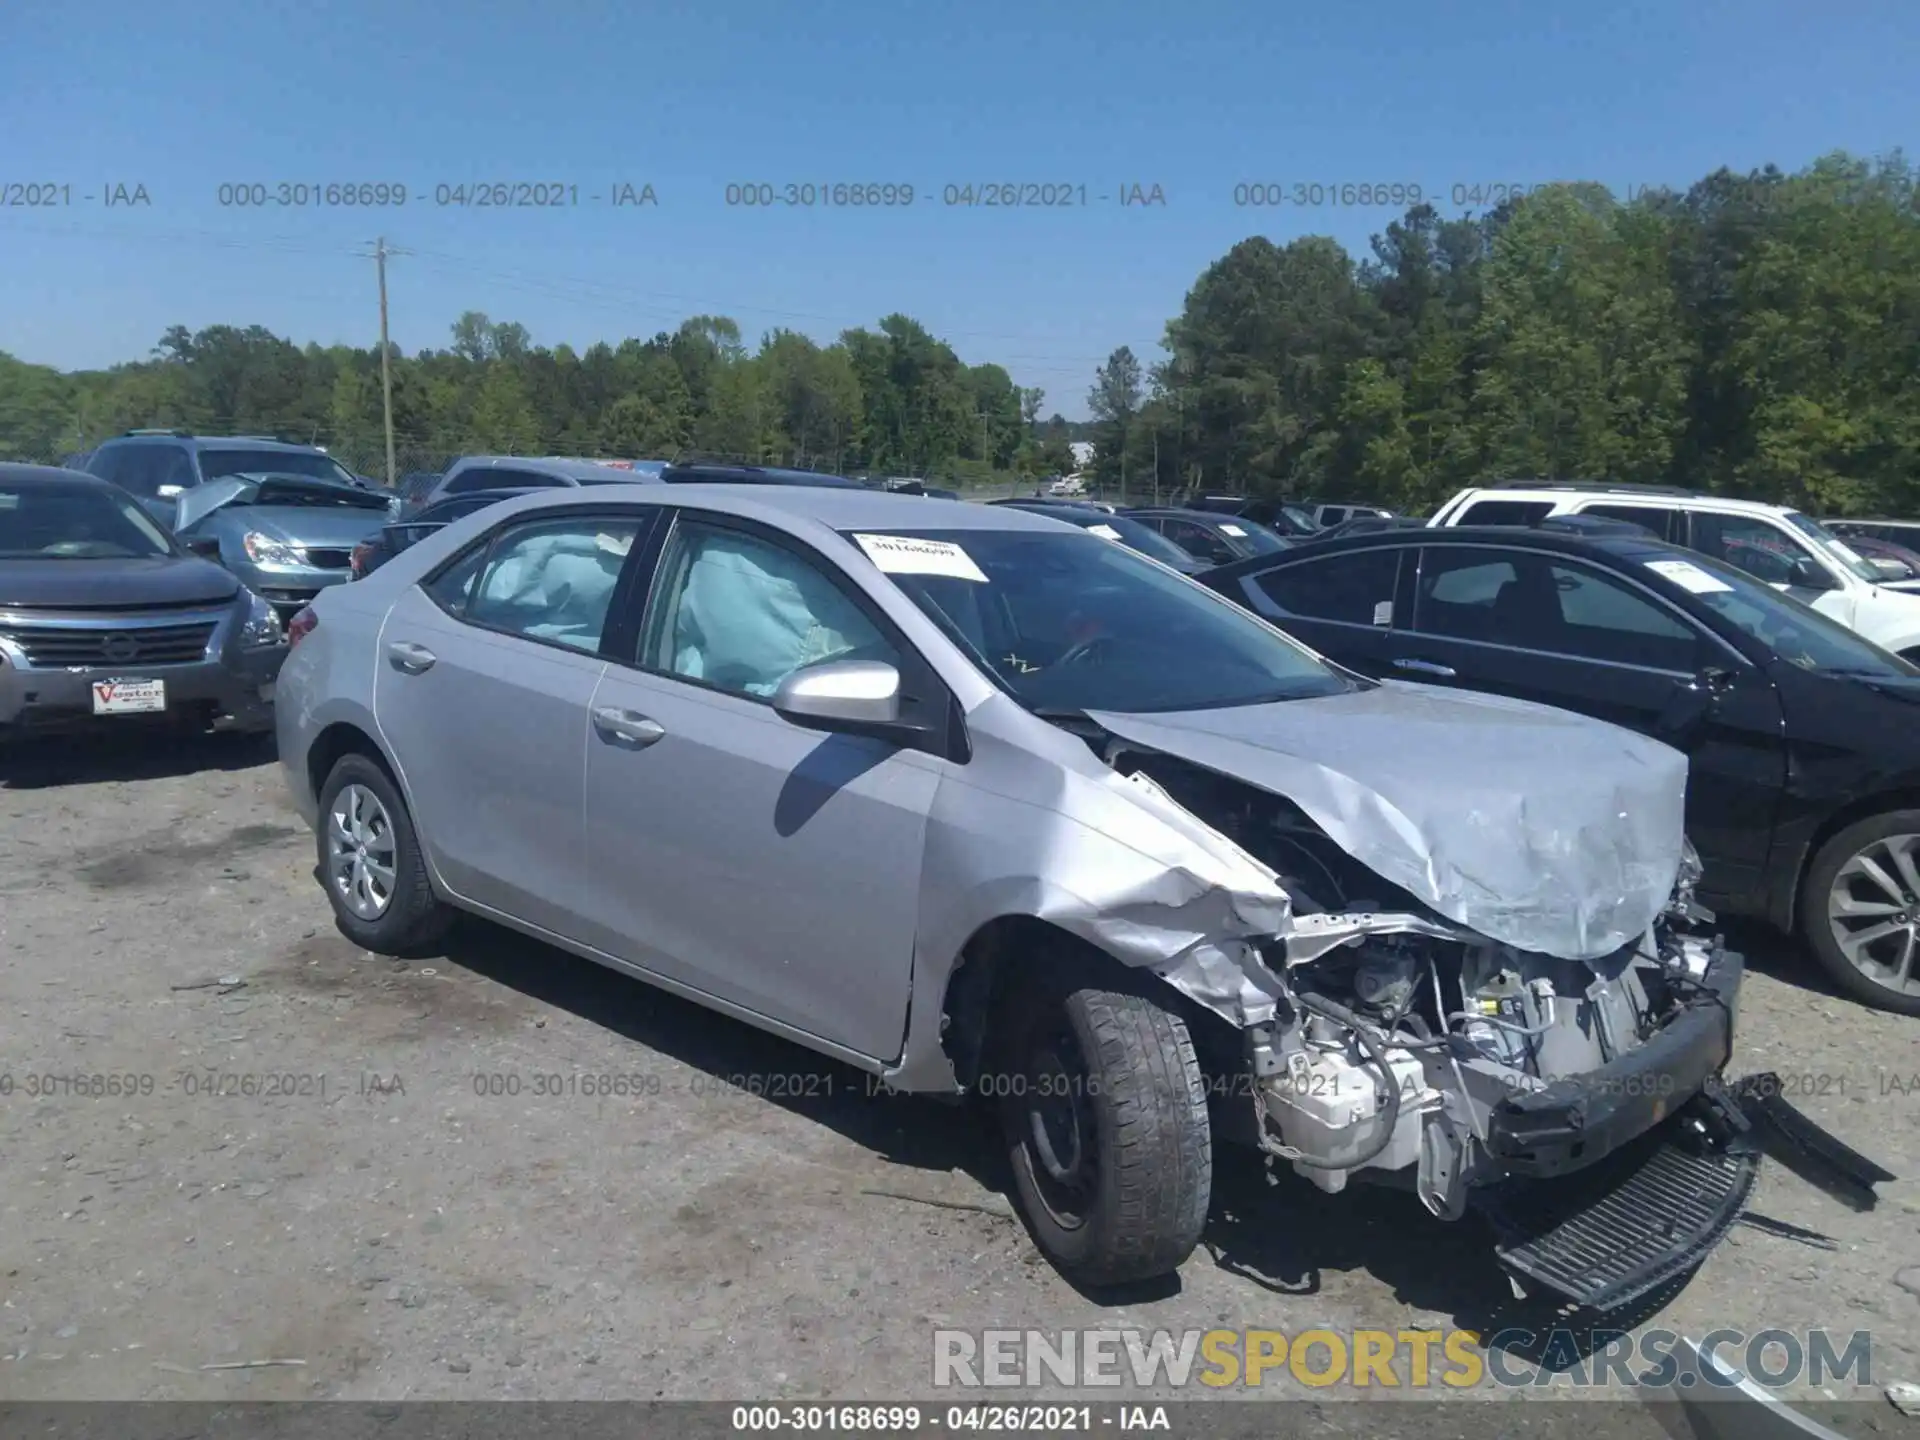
left=1088, top=524, right=1123, bottom=540
left=1218, top=523, right=1248, bottom=537
left=1644, top=558, right=1733, bottom=594
left=852, top=533, right=987, bottom=582
left=92, top=679, right=165, bottom=714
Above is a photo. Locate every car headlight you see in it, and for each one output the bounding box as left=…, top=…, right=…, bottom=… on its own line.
left=237, top=589, right=285, bottom=649
left=242, top=531, right=306, bottom=566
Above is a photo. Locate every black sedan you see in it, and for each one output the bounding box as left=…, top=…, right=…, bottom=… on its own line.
left=1200, top=524, right=1920, bottom=1015
left=1120, top=507, right=1296, bottom=567
left=0, top=465, right=285, bottom=739
left=350, top=487, right=541, bottom=579
left=988, top=502, right=1207, bottom=572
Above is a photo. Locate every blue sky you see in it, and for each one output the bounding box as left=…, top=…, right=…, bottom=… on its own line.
left=2, top=0, right=1914, bottom=418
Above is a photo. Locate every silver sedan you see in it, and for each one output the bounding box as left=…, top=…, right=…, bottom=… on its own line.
left=276, top=484, right=1754, bottom=1302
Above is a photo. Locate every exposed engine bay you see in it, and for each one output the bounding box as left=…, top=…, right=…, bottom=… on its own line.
left=1102, top=741, right=1757, bottom=1306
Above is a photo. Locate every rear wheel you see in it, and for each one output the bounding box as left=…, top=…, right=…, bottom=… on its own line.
left=316, top=753, right=452, bottom=954
left=1800, top=810, right=1920, bottom=1015
left=995, top=964, right=1211, bottom=1285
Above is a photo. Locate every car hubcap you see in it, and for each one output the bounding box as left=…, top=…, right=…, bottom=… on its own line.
left=327, top=783, right=397, bottom=920
left=1826, top=833, right=1920, bottom=997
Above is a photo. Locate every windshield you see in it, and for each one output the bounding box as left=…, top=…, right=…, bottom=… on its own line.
left=1217, top=517, right=1290, bottom=555
left=843, top=526, right=1356, bottom=713
left=1782, top=511, right=1884, bottom=583
left=0, top=484, right=176, bottom=560
left=1639, top=550, right=1917, bottom=676
left=1281, top=505, right=1322, bottom=532
left=198, top=449, right=359, bottom=486
left=1082, top=514, right=1199, bottom=566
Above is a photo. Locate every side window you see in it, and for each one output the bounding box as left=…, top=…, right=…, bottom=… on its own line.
left=1691, top=513, right=1820, bottom=587
left=1581, top=504, right=1679, bottom=542
left=1411, top=548, right=1526, bottom=643
left=1454, top=499, right=1554, bottom=527
left=1166, top=520, right=1238, bottom=565
left=461, top=515, right=642, bottom=652
left=1547, top=562, right=1701, bottom=671
left=640, top=521, right=900, bottom=700
left=1253, top=549, right=1402, bottom=626
left=424, top=544, right=489, bottom=615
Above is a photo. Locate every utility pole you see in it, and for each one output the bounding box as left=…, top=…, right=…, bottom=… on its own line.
left=365, top=237, right=409, bottom=488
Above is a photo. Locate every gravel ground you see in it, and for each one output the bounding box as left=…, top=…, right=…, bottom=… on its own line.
left=1, top=733, right=1916, bottom=1429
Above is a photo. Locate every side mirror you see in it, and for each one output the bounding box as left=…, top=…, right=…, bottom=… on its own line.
left=772, top=660, right=902, bottom=728
left=1871, top=557, right=1911, bottom=581
left=185, top=535, right=222, bottom=559
left=1789, top=557, right=1838, bottom=591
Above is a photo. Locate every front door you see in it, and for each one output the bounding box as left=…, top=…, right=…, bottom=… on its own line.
left=578, top=514, right=945, bottom=1061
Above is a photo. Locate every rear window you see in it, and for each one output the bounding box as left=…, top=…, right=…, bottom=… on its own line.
left=1455, top=499, right=1555, bottom=527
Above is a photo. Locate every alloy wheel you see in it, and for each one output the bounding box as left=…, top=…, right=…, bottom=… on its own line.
left=1825, top=833, right=1920, bottom=997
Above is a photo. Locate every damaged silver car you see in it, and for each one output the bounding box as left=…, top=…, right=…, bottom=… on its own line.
left=275, top=487, right=1886, bottom=1304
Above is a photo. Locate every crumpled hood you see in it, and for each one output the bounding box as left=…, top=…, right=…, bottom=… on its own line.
left=1087, top=679, right=1690, bottom=960
left=175, top=474, right=392, bottom=542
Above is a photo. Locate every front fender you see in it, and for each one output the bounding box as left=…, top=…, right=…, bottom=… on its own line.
left=881, top=732, right=1299, bottom=1092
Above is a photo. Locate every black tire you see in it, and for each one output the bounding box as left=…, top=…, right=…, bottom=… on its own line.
left=994, top=965, right=1211, bottom=1285
left=1799, top=809, right=1920, bottom=1016
left=315, top=752, right=453, bottom=954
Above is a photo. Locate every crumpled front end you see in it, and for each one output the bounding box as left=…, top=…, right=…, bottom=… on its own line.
left=990, top=704, right=1760, bottom=1310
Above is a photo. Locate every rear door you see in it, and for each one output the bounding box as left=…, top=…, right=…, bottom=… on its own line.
left=373, top=506, right=656, bottom=935
left=1391, top=543, right=1786, bottom=896
left=575, top=511, right=949, bottom=1061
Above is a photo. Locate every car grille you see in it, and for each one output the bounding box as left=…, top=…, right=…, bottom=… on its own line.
left=1, top=621, right=218, bottom=667
left=303, top=548, right=355, bottom=570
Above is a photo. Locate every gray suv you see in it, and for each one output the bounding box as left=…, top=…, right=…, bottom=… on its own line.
left=79, top=431, right=373, bottom=528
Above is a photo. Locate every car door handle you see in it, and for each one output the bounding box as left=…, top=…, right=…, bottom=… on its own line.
left=1392, top=657, right=1456, bottom=678
left=592, top=706, right=666, bottom=748
left=386, top=641, right=437, bottom=674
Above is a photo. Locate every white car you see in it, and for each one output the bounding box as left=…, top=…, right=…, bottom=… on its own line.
left=1431, top=484, right=1920, bottom=662
left=1047, top=476, right=1087, bottom=497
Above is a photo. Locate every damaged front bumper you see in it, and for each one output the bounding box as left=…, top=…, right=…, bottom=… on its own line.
left=1485, top=945, right=1740, bottom=1179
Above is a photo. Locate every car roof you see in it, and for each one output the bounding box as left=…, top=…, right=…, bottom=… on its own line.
left=1234, top=522, right=1672, bottom=567
left=103, top=434, right=328, bottom=453
left=0, top=462, right=121, bottom=490
left=1453, top=484, right=1794, bottom=518
left=449, top=455, right=653, bottom=481
left=659, top=462, right=858, bottom=487
left=1123, top=506, right=1257, bottom=524
left=482, top=482, right=1071, bottom=536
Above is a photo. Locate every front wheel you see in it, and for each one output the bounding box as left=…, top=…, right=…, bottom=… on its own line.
left=995, top=969, right=1211, bottom=1285
left=316, top=753, right=453, bottom=954
left=1800, top=810, right=1920, bottom=1015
